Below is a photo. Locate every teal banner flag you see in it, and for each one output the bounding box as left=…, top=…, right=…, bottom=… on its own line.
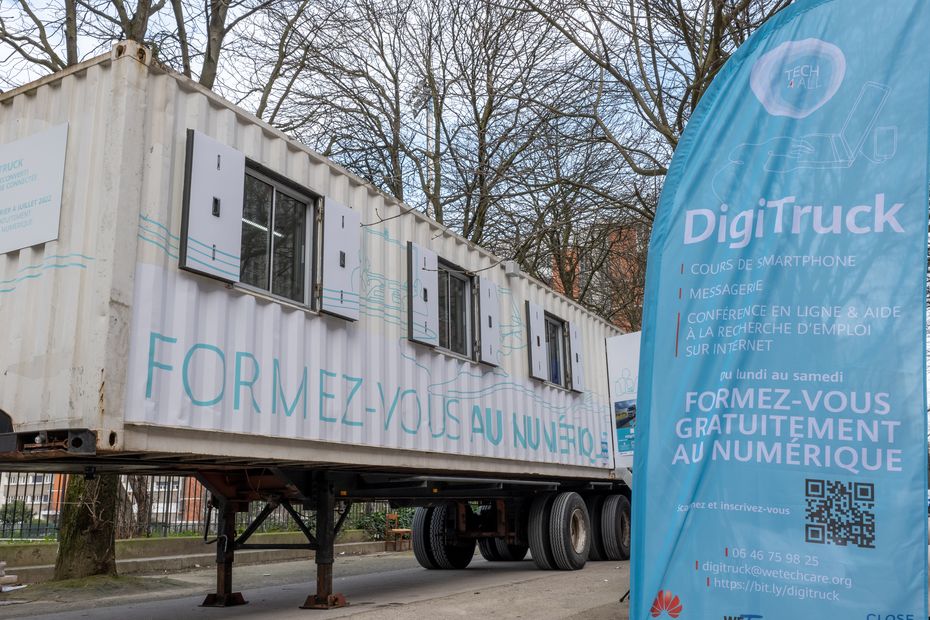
left=632, top=1, right=930, bottom=617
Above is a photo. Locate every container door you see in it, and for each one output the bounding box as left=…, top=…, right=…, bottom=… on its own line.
left=526, top=301, right=548, bottom=381
left=568, top=321, right=585, bottom=392
left=179, top=129, right=246, bottom=282
left=321, top=200, right=361, bottom=320
left=407, top=241, right=439, bottom=346
left=477, top=276, right=500, bottom=366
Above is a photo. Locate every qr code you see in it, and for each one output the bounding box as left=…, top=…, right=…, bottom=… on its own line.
left=804, top=479, right=875, bottom=548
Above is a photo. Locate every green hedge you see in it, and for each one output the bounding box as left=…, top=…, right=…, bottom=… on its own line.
left=351, top=507, right=414, bottom=541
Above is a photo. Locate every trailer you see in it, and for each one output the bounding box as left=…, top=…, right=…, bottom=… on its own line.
left=0, top=42, right=631, bottom=609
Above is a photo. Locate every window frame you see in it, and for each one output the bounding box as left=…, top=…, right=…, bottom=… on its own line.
left=237, top=161, right=319, bottom=309
left=436, top=259, right=475, bottom=360
left=155, top=479, right=181, bottom=491
left=544, top=312, right=570, bottom=389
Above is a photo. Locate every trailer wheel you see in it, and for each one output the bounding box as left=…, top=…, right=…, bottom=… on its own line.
left=548, top=492, right=589, bottom=571
left=429, top=502, right=476, bottom=569
left=476, top=505, right=503, bottom=561
left=528, top=493, right=557, bottom=570
left=601, top=494, right=631, bottom=561
left=478, top=538, right=502, bottom=561
left=493, top=538, right=529, bottom=561
left=413, top=506, right=440, bottom=569
left=584, top=495, right=607, bottom=561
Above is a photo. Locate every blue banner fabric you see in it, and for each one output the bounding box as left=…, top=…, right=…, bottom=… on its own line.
left=632, top=1, right=930, bottom=618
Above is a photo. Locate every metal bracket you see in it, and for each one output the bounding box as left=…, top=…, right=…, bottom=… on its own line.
left=202, top=592, right=247, bottom=608
left=334, top=500, right=352, bottom=537
left=0, top=428, right=96, bottom=456
left=300, top=592, right=348, bottom=610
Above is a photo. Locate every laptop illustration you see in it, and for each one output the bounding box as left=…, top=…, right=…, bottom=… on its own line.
left=765, top=81, right=891, bottom=172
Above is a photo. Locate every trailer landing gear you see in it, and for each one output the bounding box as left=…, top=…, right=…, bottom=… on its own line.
left=300, top=476, right=348, bottom=610
left=196, top=471, right=350, bottom=610
left=201, top=499, right=247, bottom=607
left=300, top=564, right=348, bottom=610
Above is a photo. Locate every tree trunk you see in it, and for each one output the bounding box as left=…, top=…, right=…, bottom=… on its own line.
left=64, top=0, right=78, bottom=65
left=199, top=0, right=229, bottom=89
left=128, top=475, right=152, bottom=537
left=115, top=478, right=134, bottom=539
left=54, top=474, right=119, bottom=580
left=126, top=0, right=153, bottom=43
left=170, top=0, right=192, bottom=77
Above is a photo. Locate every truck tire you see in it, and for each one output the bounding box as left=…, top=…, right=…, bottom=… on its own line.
left=549, top=492, right=590, bottom=570
left=601, top=494, right=631, bottom=561
left=493, top=538, right=529, bottom=561
left=528, top=493, right=557, bottom=570
left=584, top=495, right=607, bottom=561
left=413, top=506, right=439, bottom=569
left=476, top=505, right=503, bottom=561
left=478, top=538, right=502, bottom=561
left=429, top=502, right=476, bottom=569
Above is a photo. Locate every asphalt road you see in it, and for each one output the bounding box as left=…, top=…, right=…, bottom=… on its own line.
left=0, top=552, right=631, bottom=619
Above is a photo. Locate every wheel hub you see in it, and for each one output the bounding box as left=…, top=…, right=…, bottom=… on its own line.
left=569, top=507, right=588, bottom=554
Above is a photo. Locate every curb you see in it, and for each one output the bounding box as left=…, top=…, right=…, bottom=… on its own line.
left=11, top=541, right=386, bottom=584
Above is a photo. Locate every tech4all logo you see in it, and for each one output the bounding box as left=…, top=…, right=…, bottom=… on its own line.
left=650, top=591, right=683, bottom=618
left=750, top=38, right=846, bottom=118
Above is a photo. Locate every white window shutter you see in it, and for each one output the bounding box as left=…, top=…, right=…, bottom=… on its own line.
left=477, top=276, right=501, bottom=365
left=526, top=301, right=548, bottom=380
left=568, top=321, right=585, bottom=392
left=179, top=129, right=245, bottom=282
left=321, top=200, right=361, bottom=320
left=407, top=242, right=439, bottom=346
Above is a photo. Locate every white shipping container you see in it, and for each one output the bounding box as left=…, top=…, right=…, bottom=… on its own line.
left=0, top=44, right=620, bottom=481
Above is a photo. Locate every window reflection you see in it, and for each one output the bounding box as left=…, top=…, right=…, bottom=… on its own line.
left=438, top=264, right=471, bottom=357
left=241, top=175, right=272, bottom=289
left=439, top=271, right=450, bottom=349
left=448, top=275, right=468, bottom=354
left=546, top=317, right=565, bottom=386
left=272, top=193, right=306, bottom=302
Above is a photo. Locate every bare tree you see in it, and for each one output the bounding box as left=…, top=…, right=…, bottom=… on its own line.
left=250, top=0, right=314, bottom=120
left=0, top=0, right=80, bottom=84
left=244, top=0, right=647, bottom=324
left=439, top=0, right=562, bottom=245
left=321, top=0, right=416, bottom=202
left=401, top=0, right=454, bottom=222
left=0, top=1, right=275, bottom=90
left=0, top=0, right=788, bottom=333
left=518, top=0, right=792, bottom=219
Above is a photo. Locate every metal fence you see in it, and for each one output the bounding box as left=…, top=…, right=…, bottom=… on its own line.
left=0, top=472, right=388, bottom=541
left=0, top=472, right=60, bottom=539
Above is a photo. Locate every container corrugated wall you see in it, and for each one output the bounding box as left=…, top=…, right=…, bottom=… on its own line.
left=0, top=54, right=150, bottom=439
left=1, top=50, right=621, bottom=479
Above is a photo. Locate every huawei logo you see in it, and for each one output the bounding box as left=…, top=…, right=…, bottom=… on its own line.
left=650, top=590, right=683, bottom=618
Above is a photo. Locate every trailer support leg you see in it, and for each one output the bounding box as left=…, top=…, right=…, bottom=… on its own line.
left=301, top=476, right=347, bottom=610
left=202, top=499, right=247, bottom=607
